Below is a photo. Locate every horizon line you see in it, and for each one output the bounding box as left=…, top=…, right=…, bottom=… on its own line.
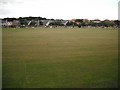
left=0, top=16, right=118, bottom=21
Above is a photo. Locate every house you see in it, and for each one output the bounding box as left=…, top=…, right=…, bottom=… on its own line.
left=2, top=20, right=12, bottom=27
left=2, top=19, right=20, bottom=28
left=41, top=20, right=53, bottom=27
left=92, top=19, right=101, bottom=23
left=61, top=20, right=69, bottom=26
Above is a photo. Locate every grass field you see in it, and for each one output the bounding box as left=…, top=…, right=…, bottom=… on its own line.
left=2, top=27, right=118, bottom=88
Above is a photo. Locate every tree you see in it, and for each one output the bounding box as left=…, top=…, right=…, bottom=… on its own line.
left=100, top=21, right=115, bottom=27
left=30, top=20, right=36, bottom=26
left=19, top=17, right=28, bottom=27
left=114, top=20, right=120, bottom=28
left=75, top=19, right=83, bottom=23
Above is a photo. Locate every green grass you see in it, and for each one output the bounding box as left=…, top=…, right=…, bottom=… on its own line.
left=2, top=27, right=118, bottom=88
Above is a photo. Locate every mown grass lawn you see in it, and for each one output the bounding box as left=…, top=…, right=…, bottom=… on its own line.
left=2, top=27, right=118, bottom=88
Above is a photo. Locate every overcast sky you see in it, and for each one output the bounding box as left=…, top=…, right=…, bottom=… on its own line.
left=0, top=0, right=119, bottom=20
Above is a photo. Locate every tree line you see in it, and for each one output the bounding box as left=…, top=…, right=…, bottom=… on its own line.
left=2, top=17, right=120, bottom=28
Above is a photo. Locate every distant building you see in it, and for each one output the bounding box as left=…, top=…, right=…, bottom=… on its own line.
left=41, top=20, right=53, bottom=27
left=83, top=19, right=90, bottom=23
left=92, top=19, right=101, bottom=23
left=2, top=20, right=20, bottom=28
left=1, top=17, right=118, bottom=28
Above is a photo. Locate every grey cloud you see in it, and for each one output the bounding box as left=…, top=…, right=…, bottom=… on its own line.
left=0, top=0, right=12, bottom=16
left=0, top=0, right=14, bottom=4
left=0, top=1, right=8, bottom=4
left=0, top=0, right=24, bottom=5
left=0, top=8, right=10, bottom=15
